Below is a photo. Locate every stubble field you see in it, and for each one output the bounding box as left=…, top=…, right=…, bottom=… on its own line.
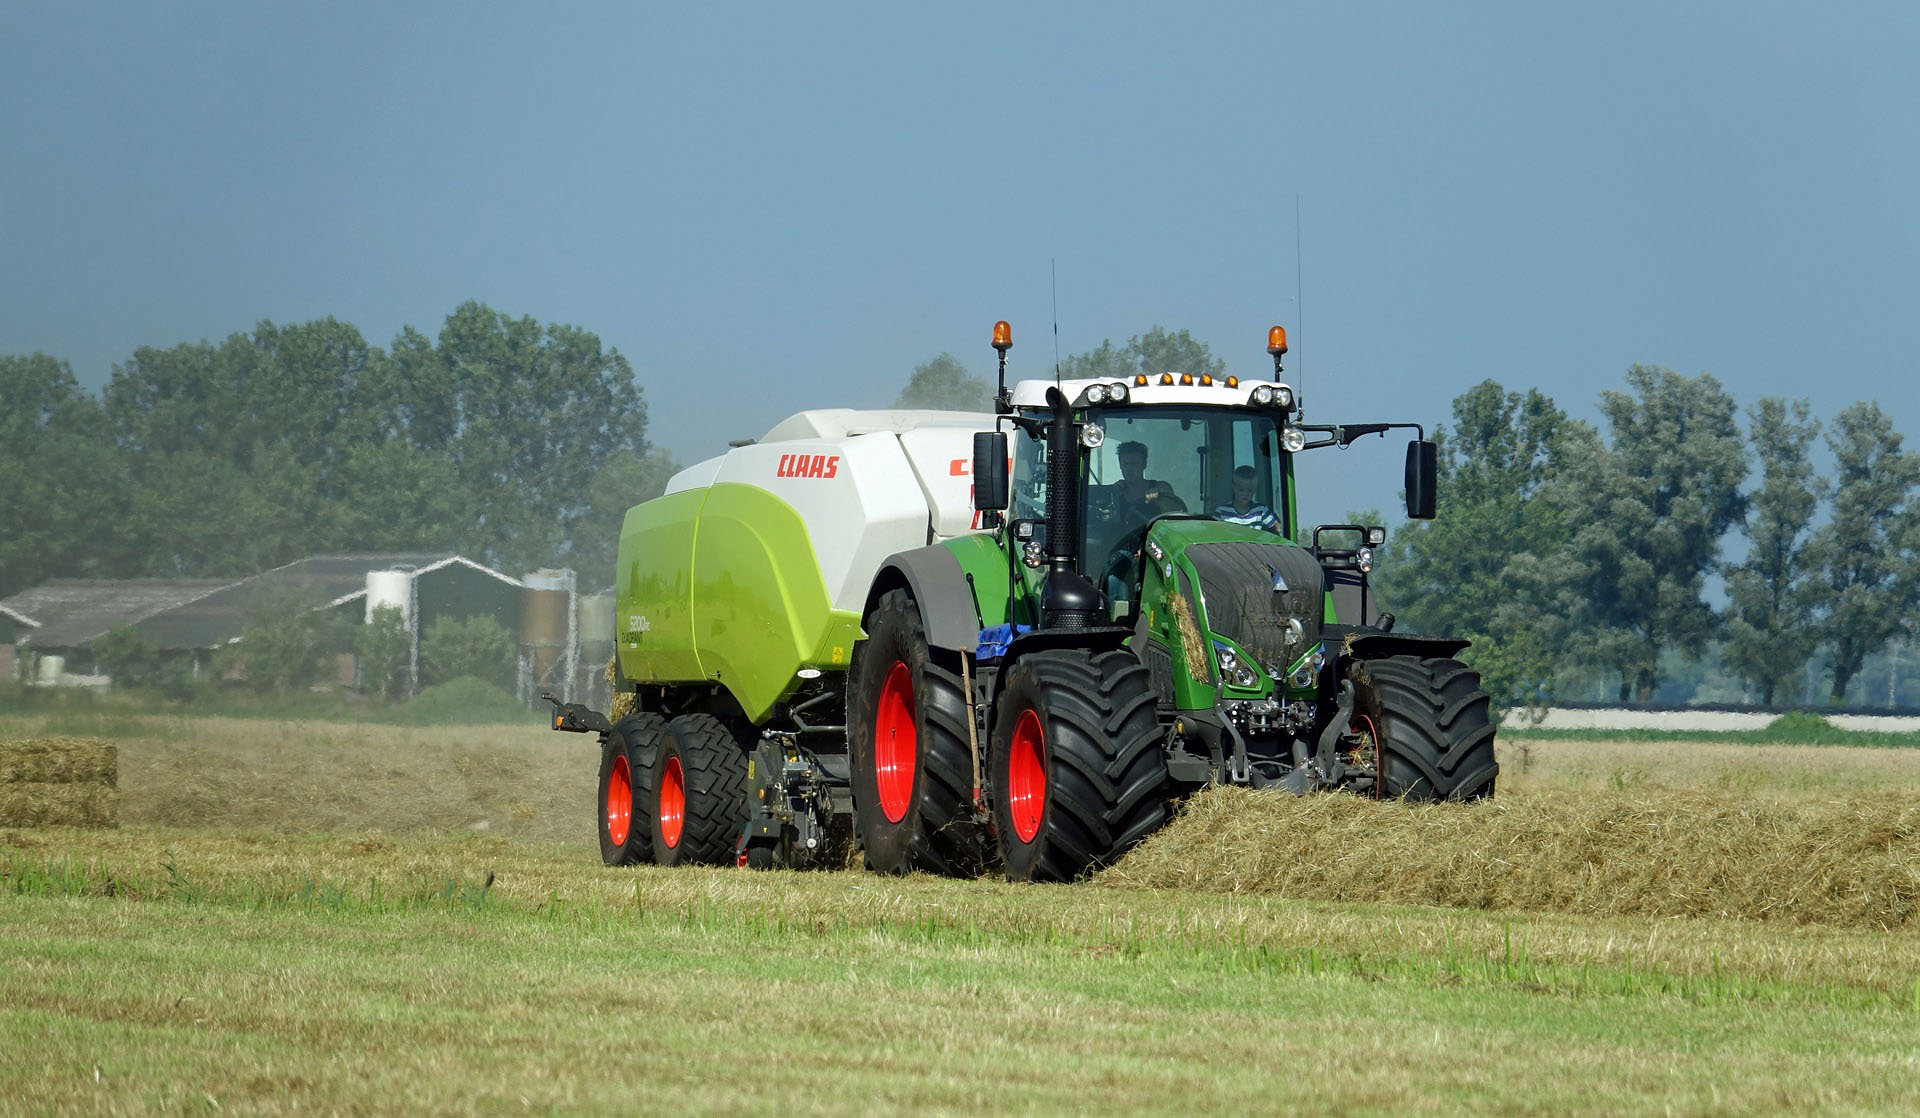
left=2, top=708, right=1917, bottom=1114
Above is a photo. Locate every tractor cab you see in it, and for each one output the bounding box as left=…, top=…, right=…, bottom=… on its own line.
left=1006, top=395, right=1297, bottom=622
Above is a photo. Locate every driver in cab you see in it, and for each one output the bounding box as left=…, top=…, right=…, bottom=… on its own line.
left=1095, top=440, right=1186, bottom=523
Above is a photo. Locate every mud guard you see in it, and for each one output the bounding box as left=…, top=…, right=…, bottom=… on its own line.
left=867, top=545, right=987, bottom=653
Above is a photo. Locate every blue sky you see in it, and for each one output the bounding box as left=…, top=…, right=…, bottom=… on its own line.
left=4, top=2, right=1916, bottom=521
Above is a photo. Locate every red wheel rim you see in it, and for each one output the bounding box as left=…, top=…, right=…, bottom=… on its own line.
left=874, top=661, right=917, bottom=824
left=659, top=754, right=685, bottom=848
left=606, top=754, right=632, bottom=847
left=1007, top=709, right=1046, bottom=844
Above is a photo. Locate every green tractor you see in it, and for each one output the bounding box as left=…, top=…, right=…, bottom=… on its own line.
left=551, top=321, right=1496, bottom=881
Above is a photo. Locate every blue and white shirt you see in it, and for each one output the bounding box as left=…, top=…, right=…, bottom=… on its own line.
left=1214, top=503, right=1277, bottom=531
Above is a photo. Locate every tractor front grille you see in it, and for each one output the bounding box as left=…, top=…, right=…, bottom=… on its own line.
left=1183, top=541, right=1325, bottom=672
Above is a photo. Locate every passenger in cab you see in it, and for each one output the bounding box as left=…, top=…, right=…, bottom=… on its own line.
left=1214, top=466, right=1277, bottom=531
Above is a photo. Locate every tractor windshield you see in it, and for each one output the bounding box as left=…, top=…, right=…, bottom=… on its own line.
left=1010, top=404, right=1292, bottom=573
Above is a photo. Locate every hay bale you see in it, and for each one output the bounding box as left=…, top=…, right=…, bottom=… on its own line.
left=0, top=738, right=117, bottom=786
left=1097, top=787, right=1920, bottom=929
left=0, top=783, right=119, bottom=828
left=0, top=738, right=119, bottom=828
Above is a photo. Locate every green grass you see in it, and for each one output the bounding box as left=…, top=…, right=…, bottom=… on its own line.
left=0, top=678, right=541, bottom=730
left=1502, top=711, right=1920, bottom=749
left=3, top=716, right=1919, bottom=1111
left=2, top=831, right=1918, bottom=1114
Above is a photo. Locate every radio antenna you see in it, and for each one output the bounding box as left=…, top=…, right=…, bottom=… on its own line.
left=1051, top=258, right=1062, bottom=388
left=1294, top=193, right=1305, bottom=417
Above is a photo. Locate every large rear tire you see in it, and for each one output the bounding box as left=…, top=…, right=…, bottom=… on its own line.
left=1349, top=656, right=1498, bottom=801
left=649, top=713, right=750, bottom=866
left=846, top=589, right=985, bottom=876
left=990, top=649, right=1170, bottom=882
left=598, top=713, right=668, bottom=866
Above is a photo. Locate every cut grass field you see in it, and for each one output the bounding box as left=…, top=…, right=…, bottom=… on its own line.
left=2, top=710, right=1918, bottom=1113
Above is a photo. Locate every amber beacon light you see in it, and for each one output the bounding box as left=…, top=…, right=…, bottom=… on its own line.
left=992, top=320, right=1013, bottom=352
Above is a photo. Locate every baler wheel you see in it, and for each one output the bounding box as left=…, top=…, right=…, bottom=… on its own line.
left=598, top=713, right=668, bottom=866
left=847, top=590, right=985, bottom=876
left=990, top=649, right=1169, bottom=882
left=1348, top=655, right=1498, bottom=801
left=649, top=713, right=751, bottom=866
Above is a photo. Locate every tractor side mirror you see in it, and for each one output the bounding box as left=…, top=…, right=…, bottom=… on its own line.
left=1405, top=440, right=1438, bottom=520
left=973, top=430, right=1009, bottom=512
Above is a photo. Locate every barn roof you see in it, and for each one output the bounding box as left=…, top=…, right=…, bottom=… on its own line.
left=2, top=579, right=235, bottom=649
left=7, top=554, right=524, bottom=651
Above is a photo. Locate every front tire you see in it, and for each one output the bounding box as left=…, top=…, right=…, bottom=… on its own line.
left=846, top=590, right=984, bottom=876
left=1349, top=656, right=1498, bottom=801
left=990, top=649, right=1170, bottom=882
left=598, top=713, right=667, bottom=866
left=649, top=713, right=750, bottom=866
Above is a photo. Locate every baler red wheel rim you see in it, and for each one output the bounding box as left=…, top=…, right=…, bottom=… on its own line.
left=659, top=754, right=686, bottom=848
left=1007, top=708, right=1046, bottom=844
left=874, top=661, right=917, bottom=824
left=606, top=754, right=633, bottom=847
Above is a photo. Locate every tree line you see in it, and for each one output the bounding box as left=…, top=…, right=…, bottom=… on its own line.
left=0, top=302, right=677, bottom=599
left=1377, top=372, right=1916, bottom=709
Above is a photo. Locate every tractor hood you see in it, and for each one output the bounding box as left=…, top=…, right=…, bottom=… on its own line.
left=1142, top=519, right=1327, bottom=694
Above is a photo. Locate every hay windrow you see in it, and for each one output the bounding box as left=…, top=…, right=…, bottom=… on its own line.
left=0, top=738, right=118, bottom=786
left=1097, top=786, right=1920, bottom=929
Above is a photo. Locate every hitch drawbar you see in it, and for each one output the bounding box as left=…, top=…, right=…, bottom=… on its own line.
left=542, top=693, right=612, bottom=735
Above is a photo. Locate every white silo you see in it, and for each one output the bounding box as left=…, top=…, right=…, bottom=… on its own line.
left=364, top=569, right=419, bottom=694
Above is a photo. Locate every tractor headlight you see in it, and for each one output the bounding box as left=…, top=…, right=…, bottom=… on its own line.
left=1275, top=386, right=1294, bottom=410
left=1356, top=546, right=1374, bottom=574
left=1108, top=381, right=1129, bottom=403
left=1287, top=644, right=1326, bottom=690
left=1214, top=642, right=1261, bottom=690
left=1282, top=427, right=1306, bottom=453
left=1250, top=385, right=1274, bottom=407
left=1086, top=384, right=1108, bottom=404
left=1080, top=421, right=1105, bottom=449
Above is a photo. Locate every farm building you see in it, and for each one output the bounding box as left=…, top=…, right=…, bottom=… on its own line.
left=0, top=601, right=41, bottom=683
left=1, top=554, right=611, bottom=703
left=1, top=579, right=233, bottom=686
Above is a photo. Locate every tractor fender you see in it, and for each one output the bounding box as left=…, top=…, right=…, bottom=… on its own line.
left=1336, top=630, right=1471, bottom=661
left=865, top=545, right=983, bottom=653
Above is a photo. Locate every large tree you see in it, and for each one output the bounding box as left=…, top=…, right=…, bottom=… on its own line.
left=1721, top=398, right=1822, bottom=705
left=1805, top=401, right=1920, bottom=703
left=894, top=353, right=990, bottom=412
left=102, top=318, right=389, bottom=576
left=387, top=302, right=650, bottom=575
left=90, top=305, right=653, bottom=580
left=1374, top=381, right=1592, bottom=709
left=1560, top=365, right=1747, bottom=702
left=0, top=354, right=123, bottom=596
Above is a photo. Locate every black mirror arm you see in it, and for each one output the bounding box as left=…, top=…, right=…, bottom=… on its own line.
left=1293, top=421, right=1426, bottom=451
